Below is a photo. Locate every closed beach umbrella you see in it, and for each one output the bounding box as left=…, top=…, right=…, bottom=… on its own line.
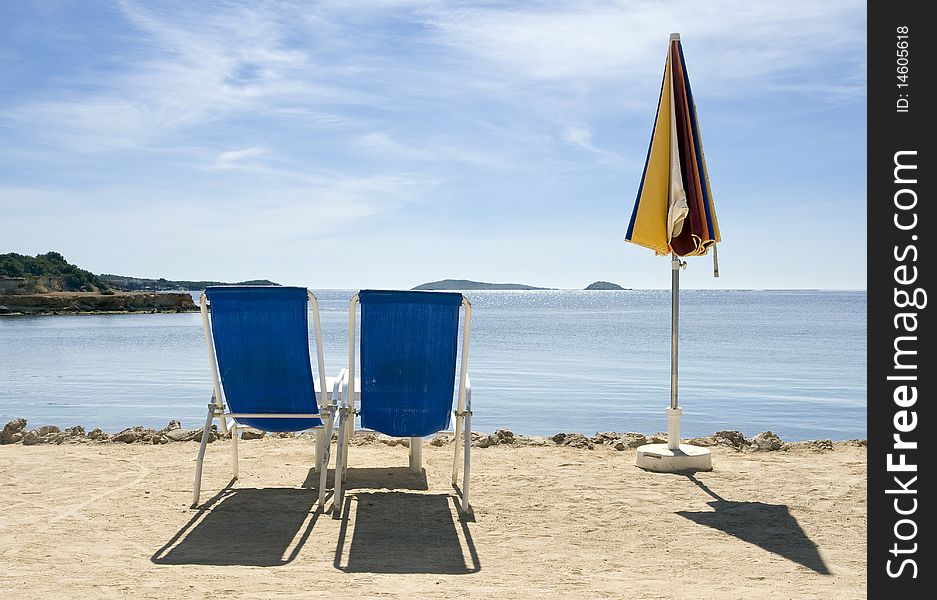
left=625, top=33, right=720, bottom=471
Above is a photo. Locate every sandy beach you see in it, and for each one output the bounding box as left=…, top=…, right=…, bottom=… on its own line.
left=0, top=433, right=865, bottom=599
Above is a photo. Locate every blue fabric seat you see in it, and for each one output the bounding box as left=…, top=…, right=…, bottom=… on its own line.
left=205, top=286, right=322, bottom=432
left=358, top=290, right=463, bottom=437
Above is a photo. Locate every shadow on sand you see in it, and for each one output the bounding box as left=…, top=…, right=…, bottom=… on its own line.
left=676, top=475, right=830, bottom=574
left=302, top=466, right=429, bottom=491
left=334, top=491, right=480, bottom=574
left=151, top=482, right=322, bottom=566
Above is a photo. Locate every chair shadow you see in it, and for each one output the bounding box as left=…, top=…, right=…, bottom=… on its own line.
left=304, top=466, right=429, bottom=491
left=152, top=485, right=321, bottom=566
left=676, top=475, right=831, bottom=574
left=334, top=492, right=481, bottom=574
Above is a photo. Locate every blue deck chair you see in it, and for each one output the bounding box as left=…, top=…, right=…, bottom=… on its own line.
left=192, top=286, right=343, bottom=508
left=332, top=290, right=473, bottom=515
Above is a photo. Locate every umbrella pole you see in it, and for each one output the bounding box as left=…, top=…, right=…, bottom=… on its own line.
left=634, top=253, right=711, bottom=471
left=668, top=254, right=683, bottom=450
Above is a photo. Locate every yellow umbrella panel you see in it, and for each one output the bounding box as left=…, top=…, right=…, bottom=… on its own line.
left=625, top=35, right=720, bottom=258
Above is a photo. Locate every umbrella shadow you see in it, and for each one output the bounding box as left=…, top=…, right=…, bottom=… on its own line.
left=151, top=483, right=321, bottom=566
left=676, top=475, right=830, bottom=574
left=334, top=492, right=480, bottom=574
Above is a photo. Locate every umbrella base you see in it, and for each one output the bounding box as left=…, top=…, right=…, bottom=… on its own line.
left=635, top=443, right=712, bottom=472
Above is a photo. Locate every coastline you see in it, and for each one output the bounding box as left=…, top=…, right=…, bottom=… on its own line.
left=0, top=418, right=864, bottom=451
left=0, top=291, right=197, bottom=316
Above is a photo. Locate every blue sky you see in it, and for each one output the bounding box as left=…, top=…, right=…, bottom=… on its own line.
left=0, top=1, right=866, bottom=289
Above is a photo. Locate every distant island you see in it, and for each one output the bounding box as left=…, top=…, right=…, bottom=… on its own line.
left=1, top=251, right=278, bottom=316
left=413, top=279, right=553, bottom=291
left=99, top=274, right=279, bottom=292
left=584, top=281, right=627, bottom=290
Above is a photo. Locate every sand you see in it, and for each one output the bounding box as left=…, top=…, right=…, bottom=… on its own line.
left=0, top=437, right=866, bottom=599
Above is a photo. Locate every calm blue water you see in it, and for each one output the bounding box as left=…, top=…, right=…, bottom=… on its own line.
left=0, top=290, right=866, bottom=441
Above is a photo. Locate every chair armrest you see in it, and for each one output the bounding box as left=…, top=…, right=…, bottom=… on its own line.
left=332, top=368, right=348, bottom=407
left=464, top=372, right=472, bottom=411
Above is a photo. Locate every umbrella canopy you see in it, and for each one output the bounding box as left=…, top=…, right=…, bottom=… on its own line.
left=625, top=33, right=720, bottom=258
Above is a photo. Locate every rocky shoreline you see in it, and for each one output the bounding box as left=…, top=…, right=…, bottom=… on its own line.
left=0, top=418, right=863, bottom=453
left=0, top=291, right=198, bottom=315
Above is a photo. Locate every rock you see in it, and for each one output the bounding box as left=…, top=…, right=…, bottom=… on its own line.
left=240, top=429, right=265, bottom=440
left=1, top=418, right=28, bottom=444
left=751, top=431, right=783, bottom=451
left=611, top=433, right=647, bottom=451
left=352, top=432, right=378, bottom=446
left=429, top=435, right=449, bottom=447
left=399, top=437, right=411, bottom=448
left=590, top=432, right=619, bottom=445
left=87, top=428, right=110, bottom=441
left=162, top=420, right=182, bottom=432
left=139, top=428, right=161, bottom=443
left=62, top=426, right=86, bottom=439
left=163, top=428, right=192, bottom=442
left=473, top=435, right=495, bottom=448
left=550, top=432, right=594, bottom=450
left=713, top=430, right=748, bottom=450
left=523, top=436, right=548, bottom=447
left=687, top=436, right=717, bottom=447
left=17, top=425, right=66, bottom=445
left=563, top=434, right=595, bottom=450
left=271, top=432, right=295, bottom=439
left=619, top=432, right=647, bottom=449
left=808, top=439, right=834, bottom=452
left=378, top=435, right=400, bottom=447
left=113, top=427, right=144, bottom=444
left=494, top=428, right=515, bottom=444
left=647, top=433, right=668, bottom=444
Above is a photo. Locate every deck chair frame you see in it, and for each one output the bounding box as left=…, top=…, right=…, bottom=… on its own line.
left=332, top=292, right=473, bottom=516
left=192, top=289, right=338, bottom=509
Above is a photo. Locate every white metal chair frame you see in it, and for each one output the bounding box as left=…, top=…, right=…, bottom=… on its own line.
left=192, top=290, right=339, bottom=509
left=332, top=293, right=473, bottom=516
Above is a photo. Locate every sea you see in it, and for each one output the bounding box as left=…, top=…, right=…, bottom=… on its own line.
left=0, top=289, right=866, bottom=441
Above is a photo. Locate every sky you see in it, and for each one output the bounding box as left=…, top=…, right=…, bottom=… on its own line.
left=0, top=1, right=867, bottom=289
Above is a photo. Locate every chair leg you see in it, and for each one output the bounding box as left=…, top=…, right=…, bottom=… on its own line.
left=192, top=404, right=215, bottom=507
left=313, top=426, right=325, bottom=473
left=409, top=437, right=422, bottom=473
left=462, top=412, right=472, bottom=513
left=341, top=416, right=352, bottom=481
left=230, top=422, right=239, bottom=480
left=318, top=415, right=334, bottom=509
left=451, top=412, right=464, bottom=485
left=332, top=410, right=348, bottom=517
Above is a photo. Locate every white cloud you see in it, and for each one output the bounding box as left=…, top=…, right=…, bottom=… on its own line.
left=212, top=147, right=269, bottom=169
left=421, top=0, right=865, bottom=97
left=562, top=124, right=624, bottom=163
